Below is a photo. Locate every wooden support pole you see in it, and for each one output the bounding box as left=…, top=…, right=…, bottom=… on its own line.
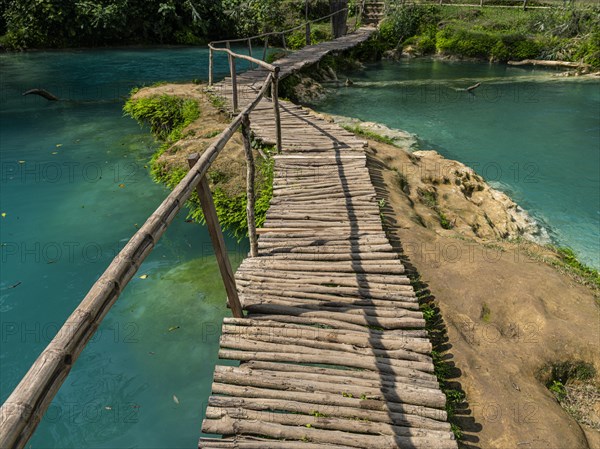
left=230, top=57, right=238, bottom=112
left=306, top=23, right=311, bottom=46
left=209, top=47, right=214, bottom=86
left=187, top=154, right=243, bottom=318
left=247, top=38, right=253, bottom=69
left=241, top=114, right=258, bottom=257
left=263, top=36, right=269, bottom=62
left=271, top=70, right=282, bottom=154
left=226, top=42, right=238, bottom=112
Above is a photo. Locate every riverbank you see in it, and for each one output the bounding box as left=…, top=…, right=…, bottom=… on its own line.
left=123, top=82, right=273, bottom=239
left=358, top=131, right=600, bottom=448
left=375, top=4, right=599, bottom=68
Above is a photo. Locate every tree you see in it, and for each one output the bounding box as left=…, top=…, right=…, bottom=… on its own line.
left=330, top=0, right=348, bottom=38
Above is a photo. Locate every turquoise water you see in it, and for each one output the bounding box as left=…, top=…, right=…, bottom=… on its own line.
left=0, top=48, right=248, bottom=448
left=316, top=59, right=600, bottom=268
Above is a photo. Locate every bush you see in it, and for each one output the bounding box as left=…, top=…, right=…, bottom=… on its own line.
left=436, top=27, right=497, bottom=58
left=380, top=4, right=440, bottom=48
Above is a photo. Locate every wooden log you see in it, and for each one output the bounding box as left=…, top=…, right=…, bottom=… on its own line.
left=210, top=382, right=447, bottom=422
left=235, top=268, right=411, bottom=286
left=206, top=406, right=454, bottom=439
left=230, top=55, right=238, bottom=112
left=212, top=367, right=443, bottom=407
left=240, top=297, right=422, bottom=320
left=201, top=415, right=457, bottom=448
left=238, top=361, right=436, bottom=388
left=209, top=47, right=214, bottom=86
left=209, top=43, right=277, bottom=72
left=272, top=72, right=282, bottom=153
left=237, top=284, right=418, bottom=305
left=206, top=395, right=451, bottom=431
left=218, top=348, right=435, bottom=382
left=241, top=114, right=258, bottom=257
left=222, top=326, right=430, bottom=356
left=508, top=59, right=591, bottom=69
left=220, top=331, right=432, bottom=363
left=218, top=336, right=434, bottom=374
left=188, top=156, right=243, bottom=318
left=223, top=317, right=430, bottom=341
left=200, top=437, right=355, bottom=449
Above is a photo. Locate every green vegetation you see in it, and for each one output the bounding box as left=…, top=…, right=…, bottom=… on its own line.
left=377, top=4, right=600, bottom=66
left=124, top=94, right=199, bottom=140
left=412, top=278, right=465, bottom=441
left=123, top=92, right=273, bottom=239
left=416, top=187, right=454, bottom=230
left=1, top=0, right=226, bottom=49
left=341, top=125, right=396, bottom=146
left=188, top=157, right=274, bottom=239
left=0, top=0, right=357, bottom=50
left=540, top=360, right=596, bottom=402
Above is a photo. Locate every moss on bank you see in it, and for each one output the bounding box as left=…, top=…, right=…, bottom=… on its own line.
left=123, top=87, right=273, bottom=239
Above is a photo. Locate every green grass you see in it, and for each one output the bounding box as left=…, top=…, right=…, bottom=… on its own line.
left=379, top=4, right=600, bottom=66
left=342, top=125, right=397, bottom=146
left=547, top=246, right=600, bottom=288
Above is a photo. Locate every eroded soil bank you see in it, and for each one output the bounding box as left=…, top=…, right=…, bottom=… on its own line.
left=356, top=132, right=600, bottom=449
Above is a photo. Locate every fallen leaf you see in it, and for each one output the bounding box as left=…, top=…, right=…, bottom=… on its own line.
left=118, top=183, right=125, bottom=188
left=139, top=274, right=148, bottom=279
left=18, top=161, right=25, bottom=164
left=56, top=144, right=62, bottom=148
left=51, top=152, right=58, bottom=155
left=1, top=213, right=6, bottom=218
left=173, top=395, right=179, bottom=405
left=104, top=406, right=112, bottom=411
left=168, top=326, right=180, bottom=332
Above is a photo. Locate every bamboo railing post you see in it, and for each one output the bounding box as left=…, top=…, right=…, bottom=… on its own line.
left=247, top=38, right=253, bottom=69
left=187, top=154, right=243, bottom=318
left=241, top=114, right=258, bottom=257
left=226, top=41, right=238, bottom=112
left=263, top=36, right=269, bottom=62
left=271, top=68, right=282, bottom=154
left=230, top=58, right=238, bottom=112
left=209, top=47, right=214, bottom=86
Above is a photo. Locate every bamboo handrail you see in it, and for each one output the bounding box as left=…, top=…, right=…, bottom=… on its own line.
left=0, top=71, right=275, bottom=449
left=208, top=44, right=277, bottom=72
left=209, top=7, right=349, bottom=47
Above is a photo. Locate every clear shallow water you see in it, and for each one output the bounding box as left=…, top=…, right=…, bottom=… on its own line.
left=0, top=48, right=249, bottom=448
left=316, top=59, right=600, bottom=268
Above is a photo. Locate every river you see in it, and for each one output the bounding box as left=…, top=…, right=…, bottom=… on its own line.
left=315, top=58, right=600, bottom=269
left=0, top=50, right=598, bottom=449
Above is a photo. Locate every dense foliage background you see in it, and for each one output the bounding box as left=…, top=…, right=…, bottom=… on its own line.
left=0, top=0, right=340, bottom=49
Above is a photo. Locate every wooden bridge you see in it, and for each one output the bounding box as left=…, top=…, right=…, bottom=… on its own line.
left=0, top=7, right=456, bottom=449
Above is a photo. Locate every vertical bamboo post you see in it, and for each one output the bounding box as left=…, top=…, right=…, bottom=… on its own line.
left=226, top=41, right=238, bottom=112
left=306, top=23, right=311, bottom=46
left=272, top=68, right=282, bottom=154
left=231, top=57, right=238, bottom=112
left=209, top=47, right=214, bottom=86
left=187, top=155, right=243, bottom=318
left=248, top=38, right=254, bottom=69
left=263, top=36, right=269, bottom=61
left=241, top=114, right=258, bottom=257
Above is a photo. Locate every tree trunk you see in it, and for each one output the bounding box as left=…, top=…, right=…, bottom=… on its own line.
left=330, top=0, right=349, bottom=38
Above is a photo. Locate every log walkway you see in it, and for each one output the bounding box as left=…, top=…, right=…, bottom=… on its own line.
left=200, top=29, right=458, bottom=448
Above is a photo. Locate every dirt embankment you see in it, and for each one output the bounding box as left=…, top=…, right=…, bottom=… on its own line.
left=361, top=136, right=599, bottom=449
left=130, top=83, right=252, bottom=198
